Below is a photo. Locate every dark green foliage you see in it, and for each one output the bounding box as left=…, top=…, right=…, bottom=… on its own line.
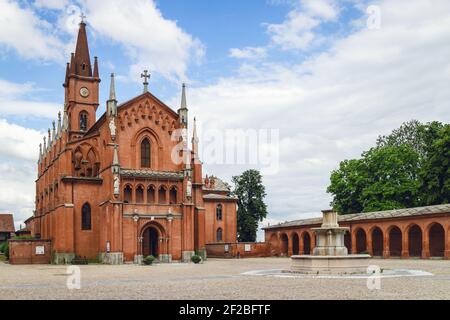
left=328, top=121, right=450, bottom=214
left=232, top=170, right=268, bottom=242
left=143, top=255, right=156, bottom=265
left=0, top=242, right=8, bottom=259
left=419, top=125, right=450, bottom=205
left=191, top=255, right=202, bottom=264
left=0, top=242, right=7, bottom=253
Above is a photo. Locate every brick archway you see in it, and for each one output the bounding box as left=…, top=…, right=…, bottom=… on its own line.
left=280, top=233, right=289, bottom=256
left=292, top=232, right=299, bottom=255
left=428, top=223, right=445, bottom=257
left=139, top=221, right=166, bottom=258
left=344, top=232, right=352, bottom=254
left=407, top=224, right=422, bottom=257
left=269, top=233, right=279, bottom=256
left=388, top=226, right=402, bottom=257
left=302, top=232, right=311, bottom=255
left=355, top=228, right=367, bottom=253
left=371, top=227, right=383, bottom=257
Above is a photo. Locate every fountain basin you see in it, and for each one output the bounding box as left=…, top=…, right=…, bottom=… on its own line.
left=289, top=254, right=371, bottom=274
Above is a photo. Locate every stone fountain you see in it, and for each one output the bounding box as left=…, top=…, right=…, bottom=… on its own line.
left=289, top=210, right=370, bottom=274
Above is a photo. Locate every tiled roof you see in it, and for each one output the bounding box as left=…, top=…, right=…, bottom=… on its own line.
left=203, top=193, right=238, bottom=200
left=203, top=176, right=230, bottom=192
left=0, top=214, right=15, bottom=233
left=264, top=204, right=450, bottom=230
left=120, top=169, right=184, bottom=181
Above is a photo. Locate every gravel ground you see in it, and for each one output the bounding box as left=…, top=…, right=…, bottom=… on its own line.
left=0, top=258, right=449, bottom=300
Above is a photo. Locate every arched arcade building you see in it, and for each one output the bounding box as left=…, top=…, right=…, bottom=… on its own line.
left=264, top=204, right=450, bottom=259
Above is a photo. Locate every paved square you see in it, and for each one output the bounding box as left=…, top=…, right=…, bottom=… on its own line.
left=1, top=258, right=450, bottom=300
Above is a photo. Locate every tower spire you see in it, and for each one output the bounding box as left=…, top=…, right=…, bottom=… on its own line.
left=73, top=20, right=92, bottom=77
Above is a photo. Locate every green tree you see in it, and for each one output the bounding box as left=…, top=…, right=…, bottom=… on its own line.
left=361, top=145, right=420, bottom=212
left=232, top=170, right=268, bottom=242
left=420, top=124, right=450, bottom=205
left=328, top=120, right=448, bottom=214
left=376, top=120, right=444, bottom=159
left=327, top=159, right=366, bottom=215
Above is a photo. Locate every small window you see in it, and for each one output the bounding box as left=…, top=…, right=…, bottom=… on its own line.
left=124, top=185, right=132, bottom=203
left=141, top=138, right=151, bottom=168
left=136, top=186, right=144, bottom=204
left=81, top=203, right=91, bottom=230
left=169, top=187, right=177, bottom=204
left=217, top=228, right=223, bottom=242
left=79, top=112, right=88, bottom=131
left=216, top=204, right=223, bottom=221
left=147, top=185, right=155, bottom=204
left=158, top=186, right=167, bottom=204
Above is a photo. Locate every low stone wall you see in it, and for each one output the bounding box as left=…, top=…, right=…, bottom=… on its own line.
left=9, top=240, right=52, bottom=265
left=206, top=242, right=269, bottom=258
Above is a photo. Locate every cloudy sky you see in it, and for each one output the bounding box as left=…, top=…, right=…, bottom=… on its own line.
left=0, top=0, right=449, bottom=237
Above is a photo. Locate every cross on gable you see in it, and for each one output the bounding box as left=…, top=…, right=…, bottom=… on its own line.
left=141, top=70, right=151, bottom=84
left=141, top=70, right=151, bottom=93
left=80, top=13, right=87, bottom=23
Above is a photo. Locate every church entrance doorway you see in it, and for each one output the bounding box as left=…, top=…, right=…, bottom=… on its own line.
left=143, top=226, right=159, bottom=257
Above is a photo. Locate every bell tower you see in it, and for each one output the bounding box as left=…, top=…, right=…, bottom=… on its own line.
left=63, top=18, right=100, bottom=139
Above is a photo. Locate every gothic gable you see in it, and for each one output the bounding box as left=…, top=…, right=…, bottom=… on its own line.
left=116, top=92, right=179, bottom=136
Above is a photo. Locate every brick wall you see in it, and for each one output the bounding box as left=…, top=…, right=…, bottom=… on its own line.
left=206, top=242, right=269, bottom=258
left=9, top=240, right=52, bottom=265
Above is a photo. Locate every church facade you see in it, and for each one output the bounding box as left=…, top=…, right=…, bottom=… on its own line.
left=29, top=21, right=237, bottom=264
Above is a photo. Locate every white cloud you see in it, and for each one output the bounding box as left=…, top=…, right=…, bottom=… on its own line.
left=186, top=0, right=450, bottom=224
left=0, top=0, right=65, bottom=61
left=81, top=0, right=204, bottom=82
left=34, top=0, right=68, bottom=10
left=229, top=47, right=267, bottom=60
left=0, top=78, right=61, bottom=119
left=0, top=121, right=42, bottom=225
left=0, top=119, right=43, bottom=161
left=266, top=0, right=340, bottom=50
left=303, top=0, right=339, bottom=20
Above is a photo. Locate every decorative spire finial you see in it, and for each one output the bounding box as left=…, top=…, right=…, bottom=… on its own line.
left=178, top=83, right=189, bottom=127
left=107, top=73, right=118, bottom=117
left=141, top=70, right=150, bottom=93
left=52, top=121, right=56, bottom=141
left=181, top=83, right=187, bottom=109
left=57, top=111, right=62, bottom=132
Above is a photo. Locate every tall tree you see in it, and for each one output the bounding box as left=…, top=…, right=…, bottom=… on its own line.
left=419, top=124, right=450, bottom=205
left=328, top=120, right=448, bottom=214
left=327, top=159, right=366, bottom=215
left=232, top=170, right=268, bottom=242
left=361, top=145, right=420, bottom=212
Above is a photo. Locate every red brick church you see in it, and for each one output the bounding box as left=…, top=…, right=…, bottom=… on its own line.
left=28, top=21, right=237, bottom=264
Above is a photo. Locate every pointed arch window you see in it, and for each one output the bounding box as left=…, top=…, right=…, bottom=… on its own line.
left=217, top=228, right=223, bottom=242
left=124, top=185, right=132, bottom=203
left=169, top=186, right=177, bottom=204
left=79, top=112, right=88, bottom=131
left=81, top=203, right=91, bottom=230
left=141, top=138, right=151, bottom=168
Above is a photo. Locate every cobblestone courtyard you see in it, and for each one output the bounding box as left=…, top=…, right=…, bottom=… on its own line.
left=1, top=258, right=450, bottom=300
